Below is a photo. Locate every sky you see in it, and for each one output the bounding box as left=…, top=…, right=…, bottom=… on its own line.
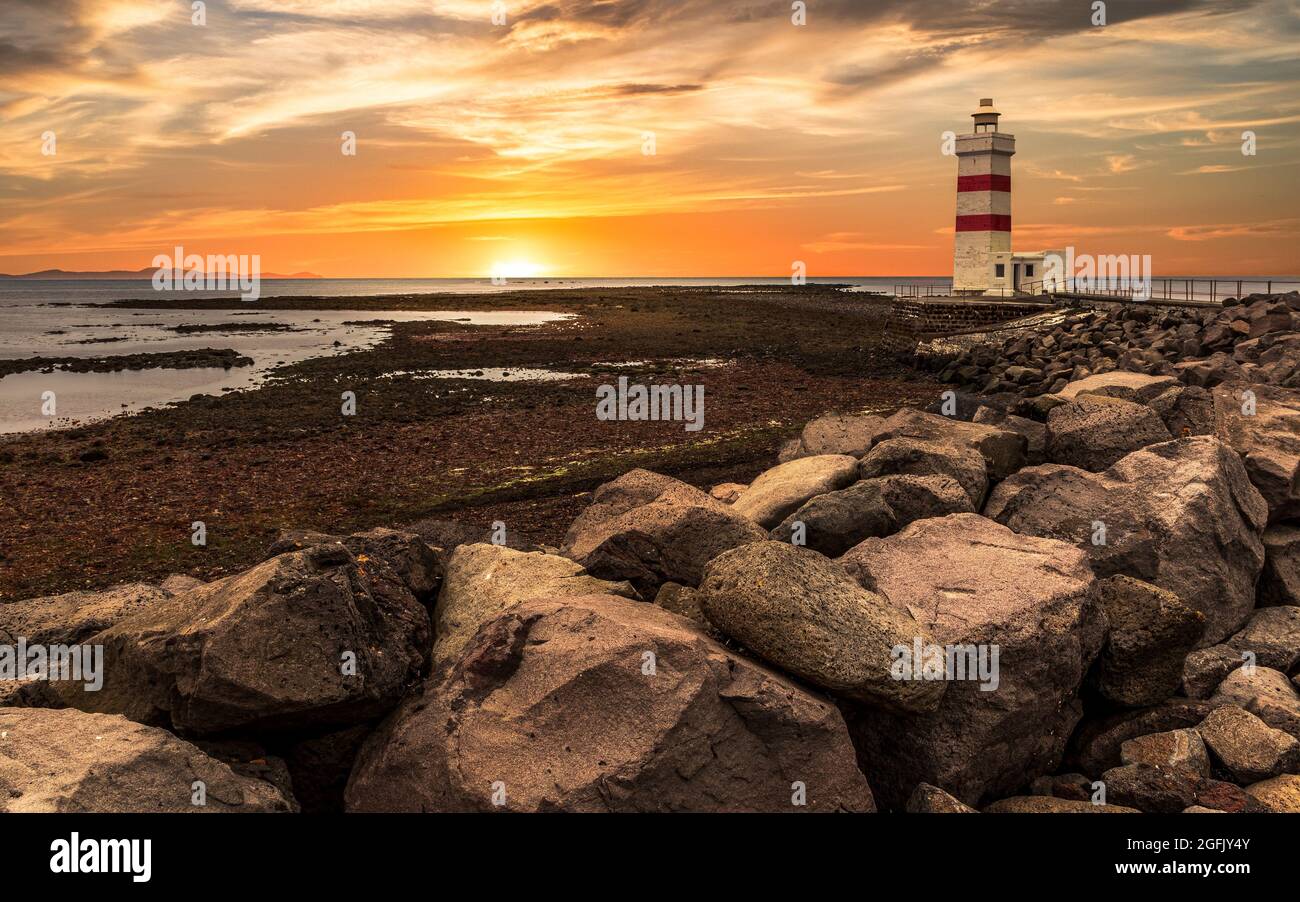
left=1, top=0, right=1298, bottom=278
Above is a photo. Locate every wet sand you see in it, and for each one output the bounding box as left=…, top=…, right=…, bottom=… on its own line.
left=0, top=285, right=937, bottom=600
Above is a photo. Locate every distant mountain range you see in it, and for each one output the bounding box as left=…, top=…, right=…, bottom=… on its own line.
left=0, top=268, right=322, bottom=280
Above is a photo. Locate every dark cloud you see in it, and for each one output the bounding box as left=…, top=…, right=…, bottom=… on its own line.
left=521, top=0, right=1265, bottom=35
left=0, top=41, right=68, bottom=76
left=0, top=0, right=89, bottom=78
left=612, top=83, right=705, bottom=95
left=784, top=0, right=1263, bottom=34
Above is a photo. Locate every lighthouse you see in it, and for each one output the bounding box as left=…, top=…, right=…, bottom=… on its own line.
left=952, top=98, right=1014, bottom=294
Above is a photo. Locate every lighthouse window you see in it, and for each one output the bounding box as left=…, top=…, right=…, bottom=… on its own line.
left=1026, top=264, right=1035, bottom=277
left=995, top=264, right=1005, bottom=278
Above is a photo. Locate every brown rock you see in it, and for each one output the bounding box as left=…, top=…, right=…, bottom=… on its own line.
left=973, top=407, right=1047, bottom=465
left=1090, top=575, right=1203, bottom=707
left=731, top=455, right=860, bottom=528
left=651, top=581, right=719, bottom=638
left=985, top=436, right=1267, bottom=646
left=1120, top=729, right=1211, bottom=777
left=1056, top=372, right=1180, bottom=404
left=0, top=708, right=293, bottom=812
left=1210, top=667, right=1300, bottom=740
left=345, top=595, right=875, bottom=812
left=869, top=473, right=975, bottom=526
left=770, top=479, right=896, bottom=557
left=1045, top=395, right=1172, bottom=472
left=789, top=411, right=887, bottom=458
left=0, top=583, right=166, bottom=646
left=1197, top=705, right=1300, bottom=783
left=57, top=545, right=431, bottom=735
left=858, top=436, right=989, bottom=506
left=1066, top=700, right=1215, bottom=778
left=433, top=543, right=636, bottom=668
left=561, top=470, right=767, bottom=596
left=868, top=408, right=1026, bottom=479
left=698, top=541, right=940, bottom=711
left=838, top=513, right=1104, bottom=808
left=1212, top=383, right=1300, bottom=522
left=1100, top=763, right=1200, bottom=813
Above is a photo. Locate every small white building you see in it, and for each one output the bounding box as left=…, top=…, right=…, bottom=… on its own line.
left=986, top=249, right=1067, bottom=295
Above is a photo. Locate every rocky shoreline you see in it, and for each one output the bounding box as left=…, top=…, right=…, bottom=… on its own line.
left=0, top=347, right=253, bottom=379
left=3, top=291, right=1299, bottom=813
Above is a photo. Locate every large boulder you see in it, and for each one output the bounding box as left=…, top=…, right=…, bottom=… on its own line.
left=985, top=436, right=1267, bottom=646
left=768, top=474, right=976, bottom=557
left=1054, top=371, right=1180, bottom=405
left=770, top=480, right=895, bottom=557
left=697, top=541, right=941, bottom=712
left=837, top=513, right=1105, bottom=808
left=0, top=582, right=166, bottom=646
left=858, top=437, right=988, bottom=506
left=56, top=545, right=431, bottom=735
left=867, top=408, right=1026, bottom=479
left=0, top=708, right=293, bottom=812
left=1089, top=575, right=1203, bottom=707
left=434, top=543, right=638, bottom=668
left=731, top=455, right=859, bottom=528
left=1045, top=395, right=1172, bottom=472
left=786, top=411, right=888, bottom=458
left=870, top=473, right=975, bottom=525
left=561, top=470, right=767, bottom=595
left=345, top=595, right=875, bottom=812
left=1212, top=383, right=1300, bottom=522
left=266, top=527, right=444, bottom=605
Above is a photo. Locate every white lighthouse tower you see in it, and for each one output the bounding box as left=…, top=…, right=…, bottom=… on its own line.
left=952, top=98, right=1014, bottom=294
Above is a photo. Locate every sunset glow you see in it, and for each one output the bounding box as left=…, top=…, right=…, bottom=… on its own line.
left=1, top=0, right=1298, bottom=276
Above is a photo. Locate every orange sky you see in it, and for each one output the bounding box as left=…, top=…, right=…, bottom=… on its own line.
left=1, top=0, right=1298, bottom=277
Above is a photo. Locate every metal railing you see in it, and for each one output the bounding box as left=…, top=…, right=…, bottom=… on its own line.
left=1026, top=278, right=1283, bottom=304
left=894, top=278, right=1290, bottom=304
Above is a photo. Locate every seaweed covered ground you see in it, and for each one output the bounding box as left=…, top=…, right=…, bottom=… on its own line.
left=0, top=284, right=938, bottom=599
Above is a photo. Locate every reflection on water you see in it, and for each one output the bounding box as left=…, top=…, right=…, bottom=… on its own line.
left=0, top=308, right=571, bottom=434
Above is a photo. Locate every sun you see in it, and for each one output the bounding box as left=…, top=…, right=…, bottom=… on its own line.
left=490, top=260, right=545, bottom=279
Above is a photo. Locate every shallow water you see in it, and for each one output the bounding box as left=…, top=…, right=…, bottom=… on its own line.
left=0, top=305, right=570, bottom=434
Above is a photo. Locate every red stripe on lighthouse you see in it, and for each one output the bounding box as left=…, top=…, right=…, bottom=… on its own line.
left=957, top=174, right=1011, bottom=192
left=955, top=214, right=1011, bottom=232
